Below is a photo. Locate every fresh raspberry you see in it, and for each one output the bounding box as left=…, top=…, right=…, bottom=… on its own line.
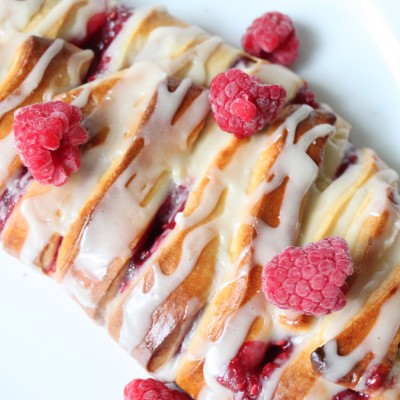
left=242, top=12, right=299, bottom=66
left=217, top=340, right=292, bottom=400
left=13, top=101, right=88, bottom=187
left=209, top=69, right=286, bottom=138
left=333, top=389, right=370, bottom=400
left=124, top=379, right=191, bottom=400
left=292, top=83, right=319, bottom=109
left=262, top=237, right=353, bottom=316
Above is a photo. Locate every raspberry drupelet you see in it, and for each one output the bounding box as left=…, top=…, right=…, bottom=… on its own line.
left=262, top=237, right=353, bottom=316
left=242, top=11, right=300, bottom=66
left=13, top=101, right=88, bottom=187
left=124, top=378, right=191, bottom=400
left=209, top=69, right=286, bottom=138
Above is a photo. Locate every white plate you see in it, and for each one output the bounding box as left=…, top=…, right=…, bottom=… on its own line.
left=0, top=1, right=399, bottom=399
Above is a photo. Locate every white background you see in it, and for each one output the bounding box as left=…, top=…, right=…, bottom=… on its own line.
left=0, top=1, right=399, bottom=399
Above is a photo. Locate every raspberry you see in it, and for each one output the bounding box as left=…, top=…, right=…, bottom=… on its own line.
left=13, top=101, right=88, bottom=186
left=209, top=69, right=286, bottom=138
left=124, top=379, right=191, bottom=400
left=262, top=237, right=353, bottom=316
left=292, top=83, right=319, bottom=109
left=242, top=12, right=299, bottom=66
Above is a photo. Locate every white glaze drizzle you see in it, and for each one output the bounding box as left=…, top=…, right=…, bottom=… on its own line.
left=70, top=86, right=93, bottom=109
left=99, top=6, right=161, bottom=77
left=31, top=0, right=105, bottom=41
left=133, top=25, right=223, bottom=85
left=67, top=49, right=94, bottom=88
left=0, top=0, right=108, bottom=42
left=61, top=0, right=108, bottom=42
left=0, top=0, right=42, bottom=32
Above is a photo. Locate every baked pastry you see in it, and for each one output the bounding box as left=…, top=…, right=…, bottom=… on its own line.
left=1, top=2, right=399, bottom=400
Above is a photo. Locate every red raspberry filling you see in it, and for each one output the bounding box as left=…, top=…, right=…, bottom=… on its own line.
left=84, top=5, right=133, bottom=81
left=209, top=69, right=286, bottom=138
left=292, top=83, right=319, bottom=109
left=333, top=389, right=370, bottom=400
left=120, top=184, right=189, bottom=292
left=13, top=101, right=88, bottom=187
left=0, top=168, right=32, bottom=233
left=335, top=145, right=358, bottom=179
left=242, top=12, right=299, bottom=66
left=124, top=378, right=191, bottom=400
left=217, top=339, right=292, bottom=400
left=262, top=237, right=353, bottom=316
left=365, top=363, right=392, bottom=392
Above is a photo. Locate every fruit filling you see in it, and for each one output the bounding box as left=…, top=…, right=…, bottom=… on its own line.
left=333, top=389, right=370, bottom=400
left=83, top=5, right=133, bottom=81
left=334, top=145, right=358, bottom=179
left=365, top=363, right=392, bottom=392
left=216, top=339, right=293, bottom=400
left=292, top=83, right=319, bottom=109
left=119, top=184, right=189, bottom=291
left=0, top=168, right=32, bottom=233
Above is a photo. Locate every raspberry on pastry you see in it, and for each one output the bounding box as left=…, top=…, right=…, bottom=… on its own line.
left=209, top=69, right=286, bottom=137
left=13, top=101, right=88, bottom=186
left=262, top=237, right=352, bottom=316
